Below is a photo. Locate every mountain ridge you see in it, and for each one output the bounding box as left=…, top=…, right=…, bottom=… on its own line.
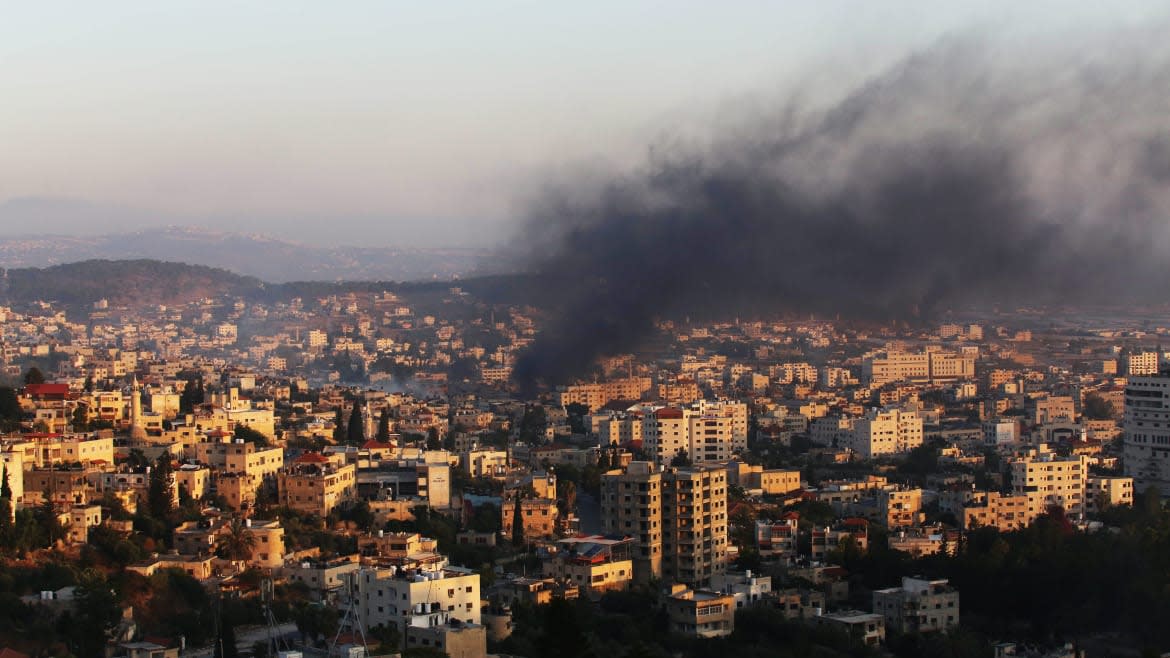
left=0, top=226, right=498, bottom=283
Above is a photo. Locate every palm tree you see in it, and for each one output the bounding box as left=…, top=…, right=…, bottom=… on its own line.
left=216, top=518, right=257, bottom=566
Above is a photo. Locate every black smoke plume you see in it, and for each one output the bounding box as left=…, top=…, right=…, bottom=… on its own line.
left=512, top=33, right=1170, bottom=389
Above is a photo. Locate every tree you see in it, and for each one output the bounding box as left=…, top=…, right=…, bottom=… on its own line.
left=180, top=377, right=204, bottom=414
left=347, top=401, right=366, bottom=444
left=559, top=480, right=578, bottom=518
left=0, top=387, right=20, bottom=431
left=217, top=615, right=241, bottom=658
left=69, top=571, right=121, bottom=658
left=148, top=453, right=175, bottom=520
left=511, top=495, right=526, bottom=548
left=71, top=405, right=89, bottom=432
left=23, top=367, right=45, bottom=386
left=1083, top=392, right=1116, bottom=420
left=376, top=407, right=392, bottom=442
left=426, top=426, right=442, bottom=451
left=333, top=407, right=347, bottom=444
left=233, top=424, right=270, bottom=447
left=37, top=491, right=66, bottom=547
left=216, top=518, right=258, bottom=563
left=369, top=623, right=401, bottom=654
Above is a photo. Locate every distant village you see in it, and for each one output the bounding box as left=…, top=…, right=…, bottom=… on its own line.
left=0, top=285, right=1166, bottom=658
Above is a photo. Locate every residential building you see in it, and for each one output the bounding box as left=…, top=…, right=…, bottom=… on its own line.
left=278, top=452, right=357, bottom=516
left=600, top=462, right=663, bottom=583
left=500, top=497, right=558, bottom=540
left=846, top=409, right=923, bottom=458
left=1127, top=351, right=1160, bottom=376
left=1123, top=371, right=1170, bottom=494
left=813, top=611, right=886, bottom=646
left=666, top=585, right=734, bottom=638
left=756, top=514, right=799, bottom=562
left=347, top=564, right=481, bottom=633
left=1085, top=476, right=1134, bottom=513
left=876, top=488, right=924, bottom=529
left=873, top=577, right=960, bottom=633
left=542, top=535, right=634, bottom=599
left=709, top=570, right=772, bottom=609
left=1010, top=444, right=1088, bottom=518
left=961, top=492, right=1036, bottom=531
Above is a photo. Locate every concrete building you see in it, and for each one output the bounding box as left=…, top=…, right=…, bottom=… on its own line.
left=600, top=462, right=662, bottom=583
left=600, top=462, right=729, bottom=586
left=983, top=419, right=1019, bottom=447
left=542, top=535, right=634, bottom=599
left=863, top=350, right=974, bottom=385
left=278, top=452, right=357, bottom=516
left=847, top=409, right=923, bottom=459
left=756, top=514, right=799, bottom=562
left=556, top=377, right=653, bottom=411
left=666, top=585, right=735, bottom=638
left=1085, top=476, right=1134, bottom=513
left=873, top=576, right=959, bottom=634
left=709, top=570, right=771, bottom=609
left=813, top=611, right=885, bottom=646
left=877, top=488, right=924, bottom=529
left=1127, top=351, right=1160, bottom=376
left=500, top=497, right=558, bottom=540
left=660, top=466, right=730, bottom=586
left=347, top=564, right=481, bottom=634
left=961, top=492, right=1036, bottom=531
left=403, top=614, right=487, bottom=658
left=1123, top=372, right=1170, bottom=494
left=1010, top=445, right=1088, bottom=518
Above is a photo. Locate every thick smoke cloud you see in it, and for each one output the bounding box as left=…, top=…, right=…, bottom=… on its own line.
left=512, top=33, right=1170, bottom=389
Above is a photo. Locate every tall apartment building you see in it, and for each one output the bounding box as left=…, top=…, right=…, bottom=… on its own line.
left=641, top=401, right=749, bottom=465
left=601, top=462, right=663, bottom=582
left=661, top=466, right=730, bottom=585
left=1124, top=372, right=1170, bottom=494
left=601, top=462, right=728, bottom=586
left=1010, top=444, right=1088, bottom=518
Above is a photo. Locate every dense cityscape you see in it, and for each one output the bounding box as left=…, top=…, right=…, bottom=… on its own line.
left=5, top=4, right=1170, bottom=658
left=0, top=271, right=1167, bottom=658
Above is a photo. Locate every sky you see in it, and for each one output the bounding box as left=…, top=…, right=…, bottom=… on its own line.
left=0, top=1, right=1164, bottom=248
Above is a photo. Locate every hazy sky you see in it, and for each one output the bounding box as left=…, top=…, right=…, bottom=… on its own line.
left=0, top=1, right=1163, bottom=247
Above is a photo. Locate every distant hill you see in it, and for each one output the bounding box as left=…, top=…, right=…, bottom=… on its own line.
left=0, top=226, right=499, bottom=283
left=0, top=258, right=550, bottom=311
left=2, top=260, right=263, bottom=308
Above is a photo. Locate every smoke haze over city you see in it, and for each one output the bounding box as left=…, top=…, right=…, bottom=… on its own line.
left=513, top=30, right=1170, bottom=387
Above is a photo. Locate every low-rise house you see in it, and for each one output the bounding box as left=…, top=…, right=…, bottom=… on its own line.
left=813, top=610, right=885, bottom=646
left=666, top=585, right=735, bottom=638
left=541, top=535, right=634, bottom=599
left=873, top=576, right=960, bottom=634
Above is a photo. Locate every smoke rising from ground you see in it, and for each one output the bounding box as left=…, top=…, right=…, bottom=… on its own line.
left=511, top=32, right=1170, bottom=389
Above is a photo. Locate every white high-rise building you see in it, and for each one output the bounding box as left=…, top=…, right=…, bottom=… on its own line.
left=1124, top=372, right=1170, bottom=494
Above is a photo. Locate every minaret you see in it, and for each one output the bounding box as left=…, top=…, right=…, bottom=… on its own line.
left=130, top=375, right=147, bottom=442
